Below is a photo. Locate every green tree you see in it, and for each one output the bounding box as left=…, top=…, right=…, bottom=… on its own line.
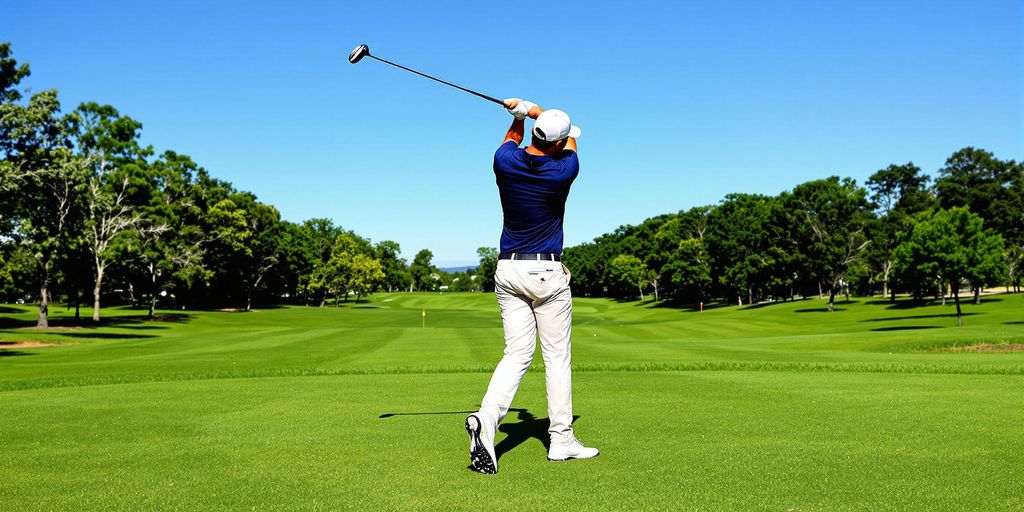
left=894, top=207, right=1005, bottom=326
left=0, top=89, right=85, bottom=327
left=348, top=253, right=385, bottom=302
left=788, top=177, right=873, bottom=312
left=935, top=148, right=1021, bottom=243
left=74, top=102, right=150, bottom=321
left=609, top=254, right=649, bottom=300
left=409, top=249, right=437, bottom=291
left=375, top=240, right=410, bottom=292
left=127, top=151, right=206, bottom=317
left=476, top=247, right=498, bottom=292
left=663, top=238, right=712, bottom=302
left=706, top=194, right=778, bottom=305
left=866, top=162, right=936, bottom=299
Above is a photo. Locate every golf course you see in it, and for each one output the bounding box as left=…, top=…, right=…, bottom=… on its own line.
left=2, top=293, right=1021, bottom=510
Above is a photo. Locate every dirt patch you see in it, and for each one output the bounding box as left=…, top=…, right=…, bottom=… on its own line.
left=938, top=344, right=1024, bottom=352
left=215, top=308, right=245, bottom=313
left=0, top=340, right=68, bottom=349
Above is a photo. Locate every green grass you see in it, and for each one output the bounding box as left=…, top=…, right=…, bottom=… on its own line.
left=1, top=294, right=1022, bottom=510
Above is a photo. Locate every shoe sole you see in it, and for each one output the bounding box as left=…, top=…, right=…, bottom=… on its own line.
left=466, top=415, right=497, bottom=474
left=548, top=452, right=600, bottom=462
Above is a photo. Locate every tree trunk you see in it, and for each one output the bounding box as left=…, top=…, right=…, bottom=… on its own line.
left=748, top=285, right=753, bottom=307
left=38, top=282, right=49, bottom=328
left=953, top=284, right=963, bottom=327
left=92, top=263, right=104, bottom=322
left=818, top=282, right=823, bottom=299
left=737, top=293, right=743, bottom=306
left=973, top=287, right=981, bottom=305
left=828, top=286, right=837, bottom=312
left=639, top=286, right=645, bottom=301
left=148, top=266, right=159, bottom=319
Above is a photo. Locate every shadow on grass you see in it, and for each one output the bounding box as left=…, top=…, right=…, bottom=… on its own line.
left=865, top=296, right=1005, bottom=310
left=0, top=312, right=192, bottom=330
left=495, top=409, right=580, bottom=460
left=861, top=313, right=978, bottom=323
left=378, top=407, right=582, bottom=465
left=0, top=349, right=33, bottom=357
left=377, top=410, right=476, bottom=419
left=795, top=308, right=847, bottom=313
left=1005, top=321, right=1024, bottom=325
left=740, top=298, right=818, bottom=311
left=871, top=326, right=943, bottom=332
left=60, top=332, right=156, bottom=340
left=0, top=305, right=27, bottom=314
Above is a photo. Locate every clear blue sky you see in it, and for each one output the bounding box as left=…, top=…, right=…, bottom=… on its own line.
left=5, top=0, right=1021, bottom=266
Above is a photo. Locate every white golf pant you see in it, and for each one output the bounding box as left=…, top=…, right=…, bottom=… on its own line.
left=479, top=258, right=575, bottom=445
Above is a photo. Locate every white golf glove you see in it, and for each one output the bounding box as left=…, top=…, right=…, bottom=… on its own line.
left=506, top=99, right=536, bottom=120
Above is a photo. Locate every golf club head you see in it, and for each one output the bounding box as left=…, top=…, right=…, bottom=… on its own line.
left=348, top=44, right=370, bottom=64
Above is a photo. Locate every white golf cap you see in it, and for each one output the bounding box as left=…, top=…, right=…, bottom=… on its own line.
left=532, top=109, right=582, bottom=142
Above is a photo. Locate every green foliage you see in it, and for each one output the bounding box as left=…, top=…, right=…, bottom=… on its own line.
left=475, top=247, right=498, bottom=292
left=608, top=253, right=648, bottom=299
left=894, top=207, right=1005, bottom=325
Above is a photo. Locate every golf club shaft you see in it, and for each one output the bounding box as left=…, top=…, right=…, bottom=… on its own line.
left=367, top=55, right=503, bottom=105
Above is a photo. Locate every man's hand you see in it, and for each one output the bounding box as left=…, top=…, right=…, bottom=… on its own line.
left=504, top=98, right=537, bottom=121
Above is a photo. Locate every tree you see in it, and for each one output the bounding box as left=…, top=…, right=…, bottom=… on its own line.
left=608, top=254, right=649, bottom=300
left=0, top=89, right=85, bottom=327
left=0, top=42, right=30, bottom=104
left=866, top=162, right=935, bottom=299
left=706, top=194, right=779, bottom=305
left=935, top=148, right=1020, bottom=241
left=663, top=238, right=712, bottom=302
left=375, top=240, right=410, bottom=292
left=348, top=253, right=385, bottom=302
left=228, top=193, right=282, bottom=311
left=894, top=207, right=1005, bottom=326
left=789, top=177, right=873, bottom=312
left=127, top=151, right=205, bottom=317
left=476, top=247, right=498, bottom=292
left=409, top=249, right=436, bottom=291
left=74, top=102, right=149, bottom=321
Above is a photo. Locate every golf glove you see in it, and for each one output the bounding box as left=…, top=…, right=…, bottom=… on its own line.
left=506, top=99, right=536, bottom=120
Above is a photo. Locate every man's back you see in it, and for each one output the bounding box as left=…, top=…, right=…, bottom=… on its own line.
left=493, top=141, right=579, bottom=254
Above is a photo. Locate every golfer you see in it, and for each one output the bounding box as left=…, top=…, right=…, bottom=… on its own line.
left=465, top=98, right=598, bottom=474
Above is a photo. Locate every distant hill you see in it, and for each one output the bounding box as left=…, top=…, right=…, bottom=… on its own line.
left=439, top=265, right=478, bottom=274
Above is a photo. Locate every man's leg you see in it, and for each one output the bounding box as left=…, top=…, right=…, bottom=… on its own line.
left=533, top=284, right=574, bottom=444
left=478, top=288, right=537, bottom=428
left=535, top=272, right=599, bottom=461
left=468, top=280, right=538, bottom=474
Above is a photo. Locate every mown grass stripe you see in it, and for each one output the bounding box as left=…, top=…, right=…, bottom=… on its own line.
left=2, top=360, right=1021, bottom=392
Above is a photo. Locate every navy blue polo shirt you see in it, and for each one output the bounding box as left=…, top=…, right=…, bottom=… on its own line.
left=493, top=141, right=579, bottom=254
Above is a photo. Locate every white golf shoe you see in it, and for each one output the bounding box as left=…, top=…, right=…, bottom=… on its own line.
left=465, top=414, right=497, bottom=474
left=547, top=439, right=600, bottom=462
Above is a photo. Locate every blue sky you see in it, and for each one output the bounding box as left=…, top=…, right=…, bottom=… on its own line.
left=5, top=0, right=1021, bottom=266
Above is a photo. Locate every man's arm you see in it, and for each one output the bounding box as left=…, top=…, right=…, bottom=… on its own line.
left=501, top=98, right=542, bottom=145
left=502, top=118, right=525, bottom=145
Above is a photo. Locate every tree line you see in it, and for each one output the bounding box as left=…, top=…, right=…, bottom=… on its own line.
left=563, top=148, right=1022, bottom=324
left=4, top=42, right=1021, bottom=328
left=1, top=43, right=491, bottom=327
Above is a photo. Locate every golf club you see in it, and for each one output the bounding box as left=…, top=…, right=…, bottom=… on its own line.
left=348, top=44, right=504, bottom=106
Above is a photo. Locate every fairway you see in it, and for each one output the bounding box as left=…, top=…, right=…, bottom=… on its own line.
left=2, top=294, right=1023, bottom=510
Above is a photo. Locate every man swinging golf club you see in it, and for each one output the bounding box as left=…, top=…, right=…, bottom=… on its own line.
left=465, top=99, right=599, bottom=474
